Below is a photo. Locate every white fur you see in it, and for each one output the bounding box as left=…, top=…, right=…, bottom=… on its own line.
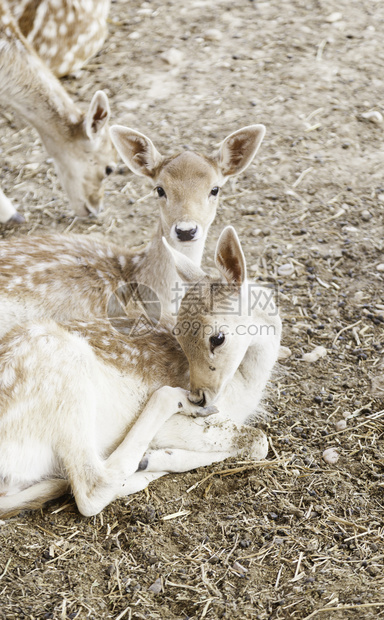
left=0, top=227, right=281, bottom=517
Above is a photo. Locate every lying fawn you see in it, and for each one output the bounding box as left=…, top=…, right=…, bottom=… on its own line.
left=0, top=226, right=281, bottom=517
left=0, top=1, right=114, bottom=223
left=8, top=0, right=110, bottom=77
left=0, top=123, right=265, bottom=328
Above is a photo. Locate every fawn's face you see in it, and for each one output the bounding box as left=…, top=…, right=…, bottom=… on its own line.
left=175, top=280, right=253, bottom=407
left=166, top=223, right=282, bottom=408
left=56, top=131, right=115, bottom=217
left=153, top=152, right=221, bottom=250
left=55, top=91, right=115, bottom=217
left=110, top=123, right=266, bottom=263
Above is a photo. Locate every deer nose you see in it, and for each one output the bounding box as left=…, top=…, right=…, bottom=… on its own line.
left=175, top=224, right=198, bottom=242
left=187, top=389, right=206, bottom=407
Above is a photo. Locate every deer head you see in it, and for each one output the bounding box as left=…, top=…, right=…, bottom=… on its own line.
left=164, top=226, right=281, bottom=407
left=110, top=124, right=265, bottom=264
left=52, top=90, right=116, bottom=216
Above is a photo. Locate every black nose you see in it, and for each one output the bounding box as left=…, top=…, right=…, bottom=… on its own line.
left=175, top=225, right=197, bottom=241
left=188, top=390, right=206, bottom=407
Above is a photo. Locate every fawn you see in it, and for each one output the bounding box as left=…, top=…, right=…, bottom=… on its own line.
left=0, top=226, right=281, bottom=517
left=0, top=123, right=265, bottom=327
left=0, top=0, right=114, bottom=223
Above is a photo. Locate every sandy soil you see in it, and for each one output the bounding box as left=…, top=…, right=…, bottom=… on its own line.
left=0, top=0, right=383, bottom=618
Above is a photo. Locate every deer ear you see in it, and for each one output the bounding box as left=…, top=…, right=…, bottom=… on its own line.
left=215, top=226, right=247, bottom=286
left=162, top=238, right=206, bottom=283
left=85, top=91, right=110, bottom=140
left=217, top=124, right=265, bottom=179
left=110, top=126, right=163, bottom=178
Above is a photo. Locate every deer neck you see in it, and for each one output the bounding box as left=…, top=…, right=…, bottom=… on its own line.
left=134, top=221, right=205, bottom=321
left=0, top=30, right=83, bottom=157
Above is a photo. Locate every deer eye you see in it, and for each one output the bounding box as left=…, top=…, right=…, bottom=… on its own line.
left=209, top=332, right=225, bottom=353
left=156, top=186, right=166, bottom=198
left=105, top=165, right=114, bottom=176
left=210, top=187, right=220, bottom=197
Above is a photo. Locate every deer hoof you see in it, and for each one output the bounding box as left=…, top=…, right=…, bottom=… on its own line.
left=6, top=212, right=25, bottom=225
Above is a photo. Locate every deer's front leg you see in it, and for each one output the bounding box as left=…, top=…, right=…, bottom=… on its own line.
left=106, top=386, right=217, bottom=476
left=138, top=423, right=268, bottom=474
left=0, top=188, right=23, bottom=224
left=72, top=387, right=216, bottom=516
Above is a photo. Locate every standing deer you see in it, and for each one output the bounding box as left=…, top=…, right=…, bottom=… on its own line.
left=0, top=123, right=265, bottom=327
left=0, top=0, right=114, bottom=223
left=0, top=226, right=281, bottom=517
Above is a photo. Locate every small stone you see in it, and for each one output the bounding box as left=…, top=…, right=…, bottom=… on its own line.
left=354, top=291, right=365, bottom=302
left=376, top=264, right=384, bottom=272
left=301, top=346, right=327, bottom=363
left=277, top=263, right=295, bottom=277
left=361, top=209, right=372, bottom=221
left=322, top=448, right=339, bottom=464
left=160, top=48, right=183, bottom=65
left=249, top=263, right=259, bottom=272
left=335, top=419, right=347, bottom=431
left=204, top=28, right=223, bottom=41
left=121, top=100, right=141, bottom=111
left=278, top=346, right=292, bottom=360
left=148, top=578, right=162, bottom=594
left=361, top=111, right=383, bottom=124
left=325, top=12, right=343, bottom=22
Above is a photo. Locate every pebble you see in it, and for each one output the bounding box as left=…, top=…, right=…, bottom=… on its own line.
left=160, top=48, right=184, bottom=65
left=277, top=263, right=295, bottom=277
left=278, top=346, right=292, bottom=360
left=376, top=264, right=384, bottom=272
left=361, top=209, right=372, bottom=221
left=204, top=28, right=223, bottom=41
left=353, top=291, right=365, bottom=302
left=335, top=419, right=347, bottom=431
left=148, top=578, right=162, bottom=594
left=322, top=448, right=339, bottom=464
left=361, top=110, right=383, bottom=124
left=301, top=346, right=327, bottom=363
left=325, top=12, right=343, bottom=22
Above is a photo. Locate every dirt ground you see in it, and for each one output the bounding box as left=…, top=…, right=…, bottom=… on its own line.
left=0, top=0, right=384, bottom=618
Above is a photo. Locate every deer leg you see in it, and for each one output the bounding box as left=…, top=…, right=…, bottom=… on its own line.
left=0, top=187, right=23, bottom=224
left=138, top=423, right=268, bottom=474
left=65, top=386, right=216, bottom=516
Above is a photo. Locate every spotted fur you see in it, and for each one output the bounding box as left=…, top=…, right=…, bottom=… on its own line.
left=0, top=0, right=114, bottom=223
left=0, top=124, right=266, bottom=324
left=0, top=227, right=281, bottom=517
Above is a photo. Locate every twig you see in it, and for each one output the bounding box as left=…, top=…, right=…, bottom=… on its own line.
left=303, top=601, right=384, bottom=620
left=292, top=167, right=313, bottom=188
left=115, top=606, right=132, bottom=620
left=332, top=320, right=362, bottom=347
